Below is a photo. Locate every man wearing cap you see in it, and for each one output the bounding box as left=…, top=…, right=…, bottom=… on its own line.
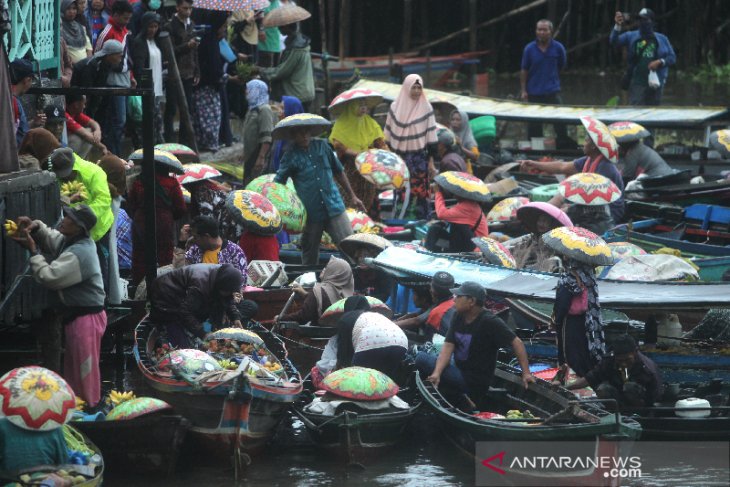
left=10, top=59, right=46, bottom=147
left=72, top=39, right=125, bottom=122
left=417, top=281, right=535, bottom=410
left=11, top=206, right=107, bottom=407
left=43, top=105, right=68, bottom=144
left=611, top=9, right=676, bottom=106
left=396, top=271, right=457, bottom=339
left=568, top=334, right=662, bottom=408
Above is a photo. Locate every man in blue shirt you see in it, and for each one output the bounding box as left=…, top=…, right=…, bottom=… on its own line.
left=610, top=8, right=676, bottom=106
left=10, top=59, right=46, bottom=147
left=520, top=19, right=570, bottom=149
left=275, top=127, right=365, bottom=265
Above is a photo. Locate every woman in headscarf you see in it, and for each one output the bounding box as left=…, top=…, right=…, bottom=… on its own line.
left=506, top=202, right=571, bottom=273
left=384, top=74, right=438, bottom=220
left=96, top=154, right=127, bottom=304
left=17, top=128, right=61, bottom=170
left=270, top=96, right=303, bottom=172
left=61, top=0, right=92, bottom=63
left=449, top=109, right=479, bottom=166
left=131, top=12, right=165, bottom=144
left=127, top=157, right=187, bottom=284
left=276, top=256, right=354, bottom=326
left=241, top=79, right=274, bottom=186
left=329, top=98, right=386, bottom=215
left=551, top=257, right=607, bottom=384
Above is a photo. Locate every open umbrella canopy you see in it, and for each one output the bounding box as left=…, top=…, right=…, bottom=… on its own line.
left=262, top=4, right=311, bottom=27
left=608, top=121, right=651, bottom=144
left=516, top=201, right=572, bottom=234
left=559, top=173, right=621, bottom=206
left=328, top=88, right=384, bottom=117
left=486, top=196, right=529, bottom=223
left=354, top=149, right=409, bottom=190
left=194, top=0, right=269, bottom=12
left=176, top=163, right=222, bottom=185
left=340, top=233, right=392, bottom=261
left=580, top=116, right=618, bottom=163
left=128, top=149, right=185, bottom=174
left=472, top=237, right=516, bottom=268
left=272, top=113, right=331, bottom=140
left=710, top=130, right=730, bottom=159
left=226, top=190, right=283, bottom=235
left=542, top=226, right=613, bottom=266
left=0, top=366, right=76, bottom=431
left=205, top=327, right=264, bottom=345
left=154, top=143, right=199, bottom=164
left=245, top=174, right=306, bottom=233
left=106, top=397, right=172, bottom=421
left=319, top=296, right=393, bottom=326
left=434, top=171, right=491, bottom=203
left=320, top=366, right=399, bottom=401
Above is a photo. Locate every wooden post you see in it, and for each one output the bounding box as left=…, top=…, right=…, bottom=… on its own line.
left=158, top=32, right=197, bottom=152
left=338, top=0, right=349, bottom=60
left=140, top=68, right=158, bottom=292
left=425, top=49, right=432, bottom=86
left=318, top=0, right=331, bottom=102
left=468, top=0, right=477, bottom=93
left=402, top=0, right=413, bottom=52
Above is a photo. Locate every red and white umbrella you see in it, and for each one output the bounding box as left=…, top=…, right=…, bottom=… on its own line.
left=194, top=0, right=269, bottom=12
left=559, top=173, right=621, bottom=206
left=328, top=88, right=384, bottom=117
left=176, top=163, right=223, bottom=185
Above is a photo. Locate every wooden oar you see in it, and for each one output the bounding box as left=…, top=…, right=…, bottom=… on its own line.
left=272, top=291, right=297, bottom=333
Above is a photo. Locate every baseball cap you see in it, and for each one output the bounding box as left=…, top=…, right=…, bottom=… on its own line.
left=44, top=105, right=66, bottom=122
left=49, top=147, right=76, bottom=179
left=450, top=281, right=487, bottom=303
left=431, top=271, right=455, bottom=290
left=10, top=59, right=34, bottom=84
left=638, top=8, right=655, bottom=20
left=63, top=204, right=97, bottom=236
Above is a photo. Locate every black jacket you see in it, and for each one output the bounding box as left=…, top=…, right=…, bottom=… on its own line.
left=71, top=56, right=112, bottom=118
left=131, top=13, right=167, bottom=82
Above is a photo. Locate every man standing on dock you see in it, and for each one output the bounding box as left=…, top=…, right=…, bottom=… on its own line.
left=520, top=19, right=571, bottom=150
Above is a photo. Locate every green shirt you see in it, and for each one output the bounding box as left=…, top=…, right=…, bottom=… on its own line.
left=261, top=39, right=315, bottom=103
left=0, top=419, right=69, bottom=474
left=631, top=38, right=657, bottom=88
left=258, top=0, right=281, bottom=53
left=242, top=104, right=274, bottom=175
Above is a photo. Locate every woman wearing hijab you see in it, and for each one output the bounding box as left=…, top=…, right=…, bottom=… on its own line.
left=506, top=202, right=571, bottom=273
left=131, top=12, right=165, bottom=143
left=270, top=96, right=303, bottom=172
left=61, top=0, right=92, bottom=63
left=96, top=154, right=127, bottom=304
left=384, top=74, right=438, bottom=220
left=449, top=110, right=479, bottom=166
left=276, top=256, right=354, bottom=326
left=329, top=99, right=386, bottom=215
left=551, top=258, right=607, bottom=384
left=18, top=128, right=62, bottom=170
left=241, top=79, right=274, bottom=186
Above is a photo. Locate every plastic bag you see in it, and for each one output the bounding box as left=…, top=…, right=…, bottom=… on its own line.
left=648, top=70, right=661, bottom=89
left=126, top=96, right=143, bottom=122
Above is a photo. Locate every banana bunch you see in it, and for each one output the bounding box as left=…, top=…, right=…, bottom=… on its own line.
left=109, top=390, right=136, bottom=406
left=4, top=220, right=18, bottom=236
left=217, top=359, right=238, bottom=370
left=74, top=396, right=87, bottom=411
left=60, top=180, right=89, bottom=201
left=505, top=409, right=535, bottom=419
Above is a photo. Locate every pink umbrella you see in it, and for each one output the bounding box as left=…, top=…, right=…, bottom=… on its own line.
left=516, top=201, right=572, bottom=234
left=193, top=0, right=269, bottom=12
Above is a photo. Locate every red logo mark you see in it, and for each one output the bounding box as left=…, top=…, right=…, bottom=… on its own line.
left=481, top=451, right=507, bottom=475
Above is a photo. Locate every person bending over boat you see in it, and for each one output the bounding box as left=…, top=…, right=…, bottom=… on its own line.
left=275, top=256, right=354, bottom=326
left=417, top=282, right=535, bottom=412
left=505, top=202, right=571, bottom=272
left=336, top=311, right=408, bottom=380
left=396, top=272, right=456, bottom=339
left=149, top=263, right=243, bottom=348
left=551, top=258, right=606, bottom=383
left=429, top=183, right=489, bottom=253
left=568, top=334, right=662, bottom=409
left=616, top=138, right=672, bottom=182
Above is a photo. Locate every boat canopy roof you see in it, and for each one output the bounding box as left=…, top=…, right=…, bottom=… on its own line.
left=353, top=79, right=730, bottom=129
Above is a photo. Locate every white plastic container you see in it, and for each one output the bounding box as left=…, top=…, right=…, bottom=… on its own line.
left=657, top=313, right=683, bottom=347
left=530, top=137, right=546, bottom=150
left=518, top=140, right=532, bottom=150
left=675, top=397, right=711, bottom=418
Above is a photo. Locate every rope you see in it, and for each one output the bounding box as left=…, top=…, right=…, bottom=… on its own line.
left=274, top=332, right=325, bottom=352
left=62, top=425, right=93, bottom=455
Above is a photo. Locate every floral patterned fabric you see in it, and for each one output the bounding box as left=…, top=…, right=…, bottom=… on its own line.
left=185, top=239, right=249, bottom=285
left=398, top=150, right=430, bottom=220
left=193, top=86, right=222, bottom=151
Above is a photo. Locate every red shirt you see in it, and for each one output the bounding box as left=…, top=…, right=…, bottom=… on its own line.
left=239, top=232, right=280, bottom=262
left=434, top=191, right=489, bottom=237
left=65, top=111, right=92, bottom=135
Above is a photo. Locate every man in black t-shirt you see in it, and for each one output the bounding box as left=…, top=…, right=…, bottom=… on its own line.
left=419, top=281, right=535, bottom=409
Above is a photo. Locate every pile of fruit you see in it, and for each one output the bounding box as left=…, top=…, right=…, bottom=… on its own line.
left=108, top=390, right=136, bottom=406
left=206, top=338, right=285, bottom=376
left=60, top=181, right=89, bottom=201
left=504, top=409, right=536, bottom=420
left=3, top=219, right=18, bottom=236
left=12, top=469, right=89, bottom=486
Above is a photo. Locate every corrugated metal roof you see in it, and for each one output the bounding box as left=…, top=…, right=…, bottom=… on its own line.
left=353, top=79, right=730, bottom=128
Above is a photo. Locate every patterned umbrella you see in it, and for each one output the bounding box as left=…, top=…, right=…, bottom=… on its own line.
left=542, top=226, right=614, bottom=266
left=516, top=201, right=572, bottom=234
left=340, top=233, right=392, bottom=261
left=106, top=397, right=172, bottom=421
left=225, top=190, right=283, bottom=235
left=320, top=366, right=399, bottom=401
left=345, top=207, right=377, bottom=233
left=245, top=175, right=306, bottom=233
left=194, top=0, right=269, bottom=12
left=486, top=196, right=530, bottom=223
left=354, top=149, right=409, bottom=190
left=0, top=366, right=76, bottom=431
left=608, top=241, right=647, bottom=260
left=558, top=173, right=621, bottom=206
left=434, top=171, right=491, bottom=203
left=580, top=116, right=618, bottom=163
left=176, top=163, right=222, bottom=185
left=272, top=113, right=331, bottom=140
left=328, top=88, right=384, bottom=117
left=205, top=327, right=264, bottom=345
left=167, top=349, right=221, bottom=379
left=128, top=149, right=185, bottom=174
left=710, top=130, right=730, bottom=159
left=472, top=237, right=516, bottom=268
left=608, top=121, right=651, bottom=144
left=155, top=143, right=199, bottom=164
left=262, top=4, right=310, bottom=27
left=319, top=296, right=393, bottom=326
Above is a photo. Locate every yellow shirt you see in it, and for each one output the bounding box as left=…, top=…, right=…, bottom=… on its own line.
left=202, top=246, right=222, bottom=264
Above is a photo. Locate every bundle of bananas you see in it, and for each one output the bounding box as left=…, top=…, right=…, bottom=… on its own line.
left=108, top=390, right=136, bottom=406
left=217, top=358, right=238, bottom=370
left=505, top=409, right=536, bottom=419
left=3, top=220, right=18, bottom=236
left=60, top=180, right=89, bottom=201
left=74, top=396, right=87, bottom=411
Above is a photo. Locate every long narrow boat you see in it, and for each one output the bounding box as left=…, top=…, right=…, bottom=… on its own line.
left=134, top=318, right=303, bottom=463
left=416, top=367, right=641, bottom=484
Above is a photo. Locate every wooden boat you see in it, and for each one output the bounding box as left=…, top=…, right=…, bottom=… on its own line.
left=73, top=414, right=190, bottom=476
left=625, top=179, right=730, bottom=206
left=134, top=318, right=303, bottom=464
left=416, top=366, right=641, bottom=484
left=291, top=375, right=420, bottom=466
left=269, top=321, right=332, bottom=374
